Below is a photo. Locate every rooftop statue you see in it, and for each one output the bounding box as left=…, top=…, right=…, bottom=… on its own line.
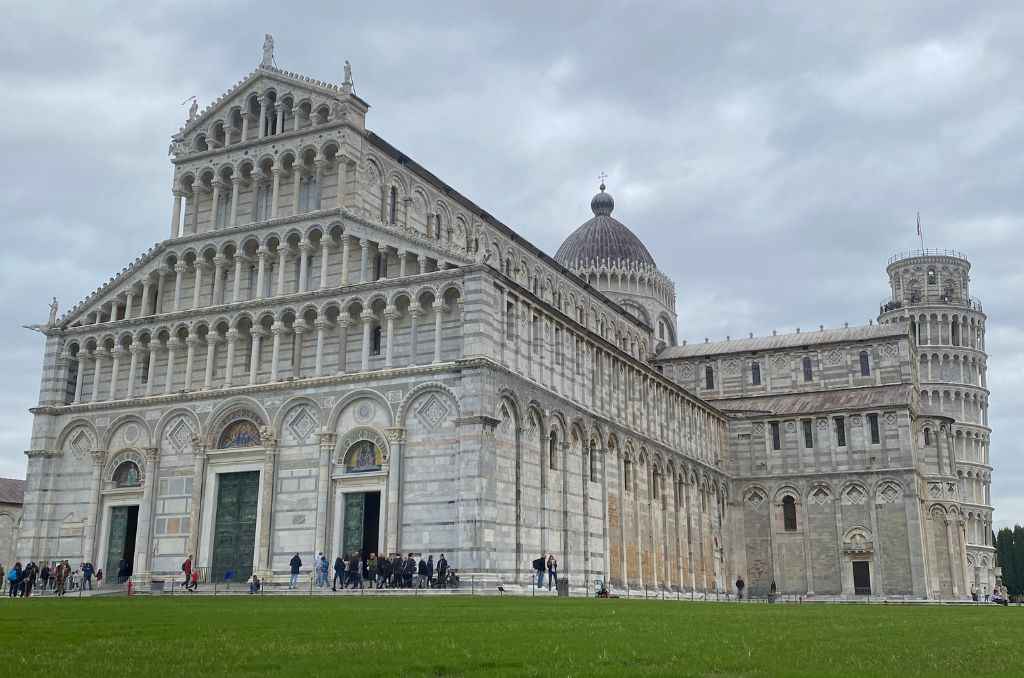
left=262, top=34, right=274, bottom=67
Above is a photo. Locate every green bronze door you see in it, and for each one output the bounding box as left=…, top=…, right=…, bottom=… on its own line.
left=106, top=506, right=129, bottom=579
left=211, top=471, right=259, bottom=582
left=342, top=492, right=365, bottom=559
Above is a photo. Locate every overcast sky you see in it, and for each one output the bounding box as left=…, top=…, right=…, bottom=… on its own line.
left=1, top=2, right=1021, bottom=527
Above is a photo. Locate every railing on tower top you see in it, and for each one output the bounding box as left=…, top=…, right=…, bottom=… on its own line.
left=887, top=249, right=970, bottom=266
left=879, top=295, right=983, bottom=314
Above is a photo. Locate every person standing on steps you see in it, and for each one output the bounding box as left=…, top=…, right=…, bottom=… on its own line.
left=332, top=556, right=345, bottom=591
left=181, top=554, right=192, bottom=589
left=546, top=555, right=558, bottom=591
left=289, top=552, right=302, bottom=589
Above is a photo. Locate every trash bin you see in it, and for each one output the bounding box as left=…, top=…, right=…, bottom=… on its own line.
left=150, top=580, right=165, bottom=596
left=556, top=579, right=569, bottom=597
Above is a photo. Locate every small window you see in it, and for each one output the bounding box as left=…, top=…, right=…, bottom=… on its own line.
left=802, top=357, right=813, bottom=382
left=652, top=471, right=661, bottom=500
left=504, top=258, right=512, bottom=277
left=782, top=496, right=797, bottom=531
left=434, top=213, right=442, bottom=239
left=623, top=458, right=632, bottom=491
left=836, top=416, right=846, bottom=447
left=927, top=267, right=936, bottom=285
left=924, top=427, right=932, bottom=446
left=549, top=432, right=558, bottom=471
left=388, top=186, right=397, bottom=224
left=859, top=351, right=870, bottom=377
left=589, top=448, right=599, bottom=483
left=802, top=419, right=813, bottom=448
left=751, top=361, right=761, bottom=386
left=705, top=366, right=715, bottom=389
left=370, top=326, right=382, bottom=355
left=868, top=413, right=880, bottom=444
left=658, top=321, right=665, bottom=340
left=951, top=321, right=960, bottom=347
left=770, top=422, right=781, bottom=450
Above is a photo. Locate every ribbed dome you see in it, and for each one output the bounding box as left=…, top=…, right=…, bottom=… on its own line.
left=554, top=184, right=656, bottom=268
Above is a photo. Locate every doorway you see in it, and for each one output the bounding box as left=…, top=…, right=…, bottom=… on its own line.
left=852, top=561, right=871, bottom=595
left=341, top=491, right=381, bottom=560
left=211, top=471, right=260, bottom=583
left=106, top=505, right=139, bottom=583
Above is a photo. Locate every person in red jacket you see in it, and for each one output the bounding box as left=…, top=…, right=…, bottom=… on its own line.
left=181, top=554, right=193, bottom=589
left=186, top=569, right=199, bottom=592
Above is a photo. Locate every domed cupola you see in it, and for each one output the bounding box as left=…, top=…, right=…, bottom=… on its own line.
left=554, top=181, right=679, bottom=353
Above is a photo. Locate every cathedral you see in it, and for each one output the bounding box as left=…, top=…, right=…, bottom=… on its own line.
left=18, top=39, right=995, bottom=598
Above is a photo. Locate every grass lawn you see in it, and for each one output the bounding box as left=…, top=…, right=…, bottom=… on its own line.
left=0, top=595, right=1019, bottom=677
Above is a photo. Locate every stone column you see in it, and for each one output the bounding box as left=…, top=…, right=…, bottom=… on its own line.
left=154, top=270, right=167, bottom=314
left=145, top=344, right=158, bottom=397
left=318, top=241, right=331, bottom=289
left=170, top=190, right=184, bottom=239
left=228, top=177, right=243, bottom=228
left=211, top=256, right=225, bottom=306
left=258, top=97, right=269, bottom=138
left=336, top=320, right=349, bottom=374
left=298, top=242, right=311, bottom=293
left=188, top=187, right=201, bottom=235
left=360, top=312, right=373, bottom=371
left=433, top=302, right=445, bottom=363
left=135, top=447, right=159, bottom=578
left=185, top=442, right=207, bottom=560
left=340, top=236, right=351, bottom=285
left=126, top=345, right=142, bottom=398
left=172, top=263, right=186, bottom=312
left=276, top=247, right=288, bottom=296
left=124, top=289, right=135, bottom=321
left=270, top=324, right=284, bottom=381
left=240, top=111, right=251, bottom=141
left=270, top=168, right=282, bottom=218
left=314, top=159, right=327, bottom=210
left=191, top=261, right=205, bottom=308
left=232, top=254, right=245, bottom=303
left=164, top=339, right=179, bottom=394
left=257, top=433, right=280, bottom=576
left=292, top=324, right=306, bottom=377
left=203, top=335, right=218, bottom=389
left=73, top=355, right=87, bottom=403
left=408, top=305, right=420, bottom=366
left=313, top=319, right=329, bottom=377
left=419, top=255, right=428, bottom=274
left=397, top=250, right=407, bottom=277
left=274, top=103, right=285, bottom=135
left=359, top=239, right=369, bottom=283
left=108, top=347, right=124, bottom=400
left=183, top=335, right=199, bottom=391
left=249, top=328, right=265, bottom=385
left=384, top=309, right=397, bottom=368
left=336, top=156, right=349, bottom=209
left=209, top=180, right=222, bottom=230
left=141, top=278, right=153, bottom=316
left=223, top=329, right=239, bottom=387
left=255, top=248, right=269, bottom=299
left=314, top=431, right=336, bottom=556
left=384, top=428, right=406, bottom=555
left=82, top=448, right=106, bottom=564
left=291, top=167, right=303, bottom=216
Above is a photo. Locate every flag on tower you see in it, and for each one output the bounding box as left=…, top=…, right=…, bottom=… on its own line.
left=916, top=212, right=921, bottom=237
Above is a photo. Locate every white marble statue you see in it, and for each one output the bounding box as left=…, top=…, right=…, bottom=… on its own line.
left=262, top=34, right=274, bottom=67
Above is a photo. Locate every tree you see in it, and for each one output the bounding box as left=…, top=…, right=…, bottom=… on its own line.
left=995, top=528, right=1017, bottom=595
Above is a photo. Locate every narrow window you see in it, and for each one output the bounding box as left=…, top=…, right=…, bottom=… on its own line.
left=951, top=321, right=960, bottom=347
left=924, top=427, right=932, bottom=446
left=388, top=186, right=397, bottom=224
left=141, top=351, right=150, bottom=384
left=782, top=496, right=797, bottom=531
left=505, top=301, right=515, bottom=339
left=504, top=258, right=511, bottom=277
left=589, top=448, right=599, bottom=483
left=370, top=325, right=382, bottom=355
left=751, top=361, right=761, bottom=386
left=705, top=365, right=714, bottom=389
left=434, top=214, right=442, bottom=239
left=859, top=351, right=870, bottom=377
left=927, top=267, right=936, bottom=285
left=623, top=458, right=632, bottom=491
left=802, top=419, right=813, bottom=448
left=652, top=471, right=661, bottom=501
left=802, top=357, right=813, bottom=382
left=658, top=321, right=665, bottom=340
left=549, top=432, right=558, bottom=471
left=836, top=416, right=847, bottom=447
left=868, top=413, right=880, bottom=444
left=770, top=421, right=781, bottom=450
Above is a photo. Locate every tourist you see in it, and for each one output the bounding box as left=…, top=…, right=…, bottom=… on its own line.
left=366, top=553, right=378, bottom=589
left=22, top=562, right=37, bottom=597
left=95, top=568, right=103, bottom=587
left=181, top=554, right=193, bottom=589
left=332, top=556, right=345, bottom=591
left=316, top=552, right=329, bottom=588
left=390, top=554, right=403, bottom=588
left=40, top=562, right=50, bottom=591
left=0, top=561, right=4, bottom=595
left=971, top=583, right=978, bottom=602
left=248, top=574, right=261, bottom=595
left=49, top=563, right=58, bottom=589
left=7, top=562, right=21, bottom=597
left=82, top=561, right=94, bottom=590
left=437, top=554, right=449, bottom=589
left=117, top=558, right=130, bottom=584
left=186, top=570, right=199, bottom=592
left=417, top=555, right=429, bottom=588
left=736, top=575, right=745, bottom=601
left=403, top=553, right=416, bottom=588
left=377, top=554, right=390, bottom=589
left=426, top=555, right=434, bottom=588
left=983, top=585, right=989, bottom=602
left=532, top=555, right=546, bottom=589
left=547, top=555, right=558, bottom=590
left=347, top=553, right=362, bottom=589
left=288, top=553, right=302, bottom=589
left=54, top=561, right=68, bottom=596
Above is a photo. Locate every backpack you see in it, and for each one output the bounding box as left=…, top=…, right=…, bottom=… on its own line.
left=181, top=560, right=188, bottom=572
left=7, top=568, right=16, bottom=582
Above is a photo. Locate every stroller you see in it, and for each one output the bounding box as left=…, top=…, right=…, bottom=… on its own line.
left=593, top=579, right=610, bottom=598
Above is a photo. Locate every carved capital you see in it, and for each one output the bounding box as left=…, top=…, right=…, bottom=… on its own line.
left=90, top=448, right=106, bottom=465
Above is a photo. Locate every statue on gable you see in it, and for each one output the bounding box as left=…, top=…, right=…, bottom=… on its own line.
left=188, top=99, right=198, bottom=122
left=344, top=60, right=353, bottom=86
left=262, top=34, right=275, bottom=67
left=48, top=297, right=58, bottom=325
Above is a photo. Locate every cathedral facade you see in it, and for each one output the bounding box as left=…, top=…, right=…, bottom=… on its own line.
left=17, top=43, right=994, bottom=598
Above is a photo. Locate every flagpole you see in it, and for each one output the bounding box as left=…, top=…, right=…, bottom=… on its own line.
left=917, top=212, right=925, bottom=252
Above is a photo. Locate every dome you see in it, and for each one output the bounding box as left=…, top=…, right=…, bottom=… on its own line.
left=554, top=183, right=656, bottom=268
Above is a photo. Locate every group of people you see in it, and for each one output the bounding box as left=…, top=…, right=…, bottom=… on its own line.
left=4, top=560, right=99, bottom=597
left=532, top=555, right=559, bottom=589
left=973, top=583, right=1013, bottom=605
left=289, top=551, right=454, bottom=590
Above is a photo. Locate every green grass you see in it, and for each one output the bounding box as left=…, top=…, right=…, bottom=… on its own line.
left=0, top=595, right=1019, bottom=677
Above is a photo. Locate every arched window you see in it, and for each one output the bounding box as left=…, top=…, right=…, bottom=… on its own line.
left=388, top=186, right=397, bottom=224
left=504, top=258, right=512, bottom=277
left=951, top=321, right=960, bottom=347
left=705, top=366, right=714, bottom=389
left=589, top=447, right=599, bottom=483
left=802, top=357, right=813, bottom=382
left=859, top=351, right=870, bottom=377
left=652, top=469, right=661, bottom=501
left=623, top=457, right=632, bottom=491
left=434, top=214, right=442, bottom=239
left=113, top=461, right=141, bottom=488
left=751, top=361, right=761, bottom=386
left=927, top=267, right=936, bottom=285
left=924, top=428, right=932, bottom=446
left=782, top=496, right=797, bottom=531
left=371, top=326, right=382, bottom=355
left=549, top=432, right=558, bottom=471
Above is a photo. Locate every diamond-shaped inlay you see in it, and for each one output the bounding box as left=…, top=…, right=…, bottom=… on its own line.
left=811, top=487, right=831, bottom=505
left=752, top=423, right=765, bottom=435
left=70, top=430, right=90, bottom=459
left=288, top=408, right=318, bottom=444
left=845, top=486, right=866, bottom=505
left=746, top=490, right=766, bottom=507
left=416, top=394, right=451, bottom=431
left=928, top=484, right=942, bottom=499
left=168, top=418, right=194, bottom=453
left=849, top=415, right=862, bottom=428
left=724, top=359, right=740, bottom=375
left=681, top=364, right=694, bottom=379
left=883, top=412, right=897, bottom=425
left=879, top=484, right=900, bottom=504
left=773, top=356, right=788, bottom=371
left=825, top=349, right=842, bottom=366
left=817, top=418, right=829, bottom=430
left=881, top=343, right=898, bottom=358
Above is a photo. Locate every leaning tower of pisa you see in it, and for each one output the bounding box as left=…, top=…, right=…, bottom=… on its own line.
left=878, top=249, right=994, bottom=591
